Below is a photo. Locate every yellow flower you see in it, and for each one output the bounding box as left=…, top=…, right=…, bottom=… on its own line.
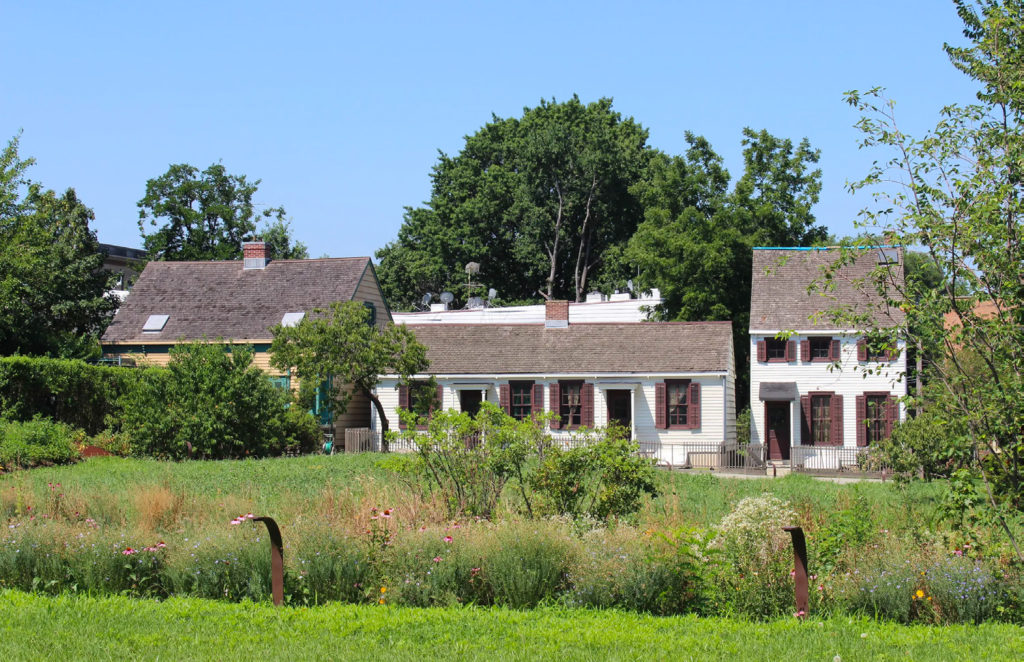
left=915, top=589, right=925, bottom=598
left=378, top=598, right=385, bottom=604
left=381, top=586, right=387, bottom=594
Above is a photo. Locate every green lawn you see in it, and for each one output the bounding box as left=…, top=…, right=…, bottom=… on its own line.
left=1, top=590, right=1021, bottom=661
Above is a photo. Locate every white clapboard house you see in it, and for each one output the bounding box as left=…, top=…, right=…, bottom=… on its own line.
left=749, top=247, right=906, bottom=470
left=374, top=301, right=737, bottom=467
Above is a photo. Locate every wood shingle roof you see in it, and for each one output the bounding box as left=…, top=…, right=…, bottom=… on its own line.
left=749, top=247, right=905, bottom=331
left=403, top=322, right=734, bottom=375
left=102, top=258, right=372, bottom=343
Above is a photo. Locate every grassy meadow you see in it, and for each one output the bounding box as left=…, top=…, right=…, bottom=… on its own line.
left=0, top=454, right=1020, bottom=627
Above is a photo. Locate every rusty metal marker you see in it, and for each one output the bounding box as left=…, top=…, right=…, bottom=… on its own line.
left=783, top=525, right=809, bottom=617
left=254, top=517, right=284, bottom=606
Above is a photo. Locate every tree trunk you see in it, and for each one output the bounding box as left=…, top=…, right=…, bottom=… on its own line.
left=573, top=177, right=598, bottom=302
left=366, top=389, right=390, bottom=452
left=546, top=184, right=565, bottom=299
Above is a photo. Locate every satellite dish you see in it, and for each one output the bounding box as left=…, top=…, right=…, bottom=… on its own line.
left=440, top=291, right=454, bottom=304
left=420, top=293, right=432, bottom=307
left=627, top=279, right=634, bottom=292
left=487, top=288, right=497, bottom=300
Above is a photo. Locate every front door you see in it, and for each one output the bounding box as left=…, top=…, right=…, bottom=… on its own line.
left=459, top=390, right=482, bottom=417
left=765, top=401, right=790, bottom=461
left=606, top=390, right=632, bottom=437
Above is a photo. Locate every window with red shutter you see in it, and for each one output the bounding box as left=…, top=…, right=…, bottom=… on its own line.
left=549, top=383, right=561, bottom=429
left=556, top=381, right=583, bottom=428
left=862, top=392, right=892, bottom=444
left=857, top=339, right=868, bottom=362
left=398, top=384, right=409, bottom=430
left=499, top=384, right=510, bottom=415
left=800, top=340, right=811, bottom=362
left=654, top=382, right=667, bottom=429
left=687, top=382, right=701, bottom=429
left=807, top=337, right=833, bottom=362
left=786, top=340, right=796, bottom=362
left=664, top=380, right=691, bottom=429
left=830, top=394, right=844, bottom=446
left=757, top=340, right=767, bottom=362
left=532, top=384, right=544, bottom=418
left=800, top=394, right=812, bottom=443
left=581, top=383, right=594, bottom=427
left=509, top=381, right=534, bottom=421
left=830, top=339, right=841, bottom=361
left=855, top=395, right=867, bottom=446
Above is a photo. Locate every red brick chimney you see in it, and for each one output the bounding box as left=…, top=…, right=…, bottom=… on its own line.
left=545, top=300, right=569, bottom=328
left=243, top=241, right=269, bottom=269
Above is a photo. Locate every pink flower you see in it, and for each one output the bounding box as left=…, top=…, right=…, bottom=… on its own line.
left=433, top=556, right=442, bottom=563
left=157, top=541, right=166, bottom=549
left=794, top=609, right=806, bottom=618
left=817, top=585, right=824, bottom=592
left=122, top=548, right=136, bottom=555
left=443, top=536, right=453, bottom=543
left=954, top=549, right=963, bottom=557
left=230, top=519, right=241, bottom=525
left=382, top=509, right=393, bottom=518
left=790, top=570, right=796, bottom=578
left=471, top=567, right=481, bottom=576
left=245, top=513, right=255, bottom=520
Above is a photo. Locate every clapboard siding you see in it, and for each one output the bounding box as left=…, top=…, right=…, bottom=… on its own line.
left=376, top=374, right=733, bottom=444
left=749, top=333, right=906, bottom=448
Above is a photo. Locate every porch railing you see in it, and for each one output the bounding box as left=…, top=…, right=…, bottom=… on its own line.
left=790, top=444, right=888, bottom=476
left=634, top=440, right=768, bottom=473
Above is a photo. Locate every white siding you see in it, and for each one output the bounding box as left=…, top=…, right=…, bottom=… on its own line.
left=749, top=333, right=907, bottom=449
left=375, top=374, right=733, bottom=456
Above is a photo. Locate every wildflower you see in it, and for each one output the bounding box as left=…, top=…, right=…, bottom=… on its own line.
left=433, top=556, right=442, bottom=563
left=790, top=569, right=796, bottom=578
left=443, top=536, right=453, bottom=543
left=230, top=519, right=241, bottom=525
left=916, top=589, right=925, bottom=599
left=122, top=548, right=136, bottom=555
left=471, top=567, right=481, bottom=576
left=793, top=609, right=806, bottom=618
left=378, top=598, right=385, bottom=604
left=382, top=509, right=392, bottom=518
left=157, top=541, right=166, bottom=549
left=380, top=586, right=387, bottom=594
left=860, top=633, right=867, bottom=639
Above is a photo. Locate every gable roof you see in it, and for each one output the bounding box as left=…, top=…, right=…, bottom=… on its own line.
left=402, top=322, right=733, bottom=375
left=102, top=257, right=374, bottom=343
left=750, top=247, right=905, bottom=331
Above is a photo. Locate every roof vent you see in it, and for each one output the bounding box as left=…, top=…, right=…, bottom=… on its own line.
left=281, top=312, right=305, bottom=327
left=143, top=314, right=169, bottom=332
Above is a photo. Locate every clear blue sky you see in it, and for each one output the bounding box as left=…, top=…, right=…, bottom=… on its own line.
left=1, top=1, right=979, bottom=259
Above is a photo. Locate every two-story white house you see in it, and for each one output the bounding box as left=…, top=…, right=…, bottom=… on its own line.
left=749, top=247, right=906, bottom=469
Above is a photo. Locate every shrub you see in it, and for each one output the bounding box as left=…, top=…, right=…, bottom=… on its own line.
left=711, top=495, right=798, bottom=619
left=0, top=417, right=82, bottom=470
left=118, top=342, right=319, bottom=459
left=0, top=356, right=138, bottom=434
left=532, top=425, right=658, bottom=519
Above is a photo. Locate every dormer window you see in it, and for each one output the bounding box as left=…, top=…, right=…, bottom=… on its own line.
left=142, top=314, right=169, bottom=332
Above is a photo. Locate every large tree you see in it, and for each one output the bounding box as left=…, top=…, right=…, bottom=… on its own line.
left=839, top=0, right=1024, bottom=559
left=0, top=135, right=118, bottom=357
left=268, top=301, right=429, bottom=445
left=138, top=162, right=308, bottom=261
left=376, top=96, right=652, bottom=308
left=626, top=129, right=828, bottom=408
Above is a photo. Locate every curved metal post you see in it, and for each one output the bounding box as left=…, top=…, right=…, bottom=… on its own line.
left=254, top=516, right=284, bottom=606
left=783, top=525, right=808, bottom=617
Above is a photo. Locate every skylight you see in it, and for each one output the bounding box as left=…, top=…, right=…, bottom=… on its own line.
left=281, top=312, right=305, bottom=327
left=143, top=314, right=169, bottom=332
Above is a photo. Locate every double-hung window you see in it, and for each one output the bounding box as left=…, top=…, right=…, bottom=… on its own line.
left=666, top=380, right=690, bottom=428
left=558, top=380, right=583, bottom=428
left=510, top=381, right=534, bottom=421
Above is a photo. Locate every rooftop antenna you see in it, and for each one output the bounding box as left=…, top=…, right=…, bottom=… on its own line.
left=463, top=261, right=483, bottom=302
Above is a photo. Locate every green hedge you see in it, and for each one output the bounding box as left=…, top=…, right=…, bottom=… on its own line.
left=0, top=357, right=144, bottom=434
left=0, top=418, right=82, bottom=469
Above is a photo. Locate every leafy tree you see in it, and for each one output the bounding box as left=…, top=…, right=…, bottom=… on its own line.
left=627, top=130, right=828, bottom=409
left=118, top=342, right=320, bottom=459
left=0, top=135, right=118, bottom=357
left=839, top=0, right=1024, bottom=560
left=138, top=162, right=308, bottom=261
left=376, top=97, right=652, bottom=308
left=268, top=301, right=429, bottom=443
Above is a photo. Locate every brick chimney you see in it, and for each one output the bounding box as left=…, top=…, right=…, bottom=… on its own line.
left=243, top=241, right=269, bottom=270
left=545, top=300, right=569, bottom=328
